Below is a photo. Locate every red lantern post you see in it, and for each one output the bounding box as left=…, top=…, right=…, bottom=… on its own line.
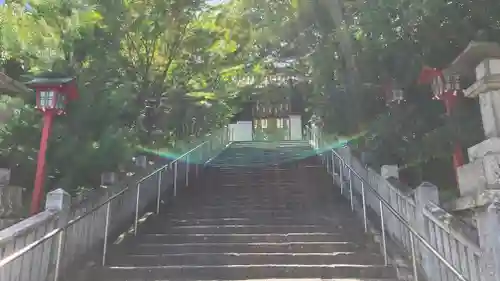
left=25, top=77, right=78, bottom=215
left=418, top=67, right=465, bottom=179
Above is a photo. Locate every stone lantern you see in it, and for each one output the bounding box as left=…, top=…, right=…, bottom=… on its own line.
left=442, top=41, right=500, bottom=200
left=445, top=41, right=500, bottom=281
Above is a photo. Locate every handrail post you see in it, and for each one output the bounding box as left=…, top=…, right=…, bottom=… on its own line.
left=53, top=230, right=65, bottom=281
left=380, top=201, right=388, bottom=265
left=410, top=233, right=419, bottom=281
left=156, top=169, right=162, bottom=214
left=134, top=183, right=141, bottom=236
left=186, top=154, right=189, bottom=187
left=340, top=158, right=344, bottom=194
left=174, top=162, right=178, bottom=197
left=196, top=151, right=199, bottom=178
left=361, top=181, right=367, bottom=232
left=102, top=201, right=111, bottom=266
left=326, top=152, right=330, bottom=173
left=348, top=169, right=354, bottom=210
left=331, top=151, right=335, bottom=186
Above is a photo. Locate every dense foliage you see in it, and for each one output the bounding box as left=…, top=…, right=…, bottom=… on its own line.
left=1, top=0, right=499, bottom=196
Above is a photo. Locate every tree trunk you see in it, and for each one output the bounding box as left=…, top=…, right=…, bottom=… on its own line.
left=319, top=0, right=362, bottom=133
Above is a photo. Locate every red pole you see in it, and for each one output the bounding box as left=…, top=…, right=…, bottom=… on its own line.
left=418, top=68, right=464, bottom=183
left=30, top=111, right=55, bottom=215
left=441, top=91, right=465, bottom=177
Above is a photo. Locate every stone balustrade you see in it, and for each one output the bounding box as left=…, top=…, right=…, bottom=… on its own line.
left=319, top=143, right=497, bottom=281
left=0, top=129, right=230, bottom=281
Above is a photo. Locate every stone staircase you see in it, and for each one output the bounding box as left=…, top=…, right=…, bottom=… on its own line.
left=90, top=142, right=398, bottom=280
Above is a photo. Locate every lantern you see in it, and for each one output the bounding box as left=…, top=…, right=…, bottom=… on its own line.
left=383, top=79, right=405, bottom=105
left=25, top=75, right=79, bottom=215
left=419, top=67, right=465, bottom=183
left=430, top=73, right=461, bottom=100
left=26, top=77, right=78, bottom=115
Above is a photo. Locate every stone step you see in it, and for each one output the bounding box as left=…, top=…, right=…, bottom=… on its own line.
left=128, top=241, right=369, bottom=255
left=163, top=210, right=300, bottom=218
left=169, top=207, right=312, bottom=213
left=110, top=252, right=386, bottom=267
left=163, top=205, right=347, bottom=217
left=98, top=277, right=398, bottom=281
left=211, top=172, right=324, bottom=176
left=194, top=190, right=312, bottom=194
left=98, top=264, right=396, bottom=280
left=210, top=172, right=307, bottom=176
left=182, top=198, right=312, bottom=204
left=191, top=191, right=322, bottom=197
left=212, top=181, right=306, bottom=186
left=212, top=159, right=318, bottom=164
left=208, top=180, right=309, bottom=184
left=87, top=146, right=396, bottom=281
left=164, top=205, right=316, bottom=213
left=187, top=200, right=310, bottom=205
left=166, top=204, right=337, bottom=213
left=138, top=232, right=350, bottom=244
left=156, top=217, right=335, bottom=226
left=210, top=168, right=306, bottom=172
left=146, top=224, right=344, bottom=235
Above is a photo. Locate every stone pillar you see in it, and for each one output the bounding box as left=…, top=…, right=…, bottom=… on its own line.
left=441, top=41, right=500, bottom=198
left=311, top=124, right=320, bottom=149
left=414, top=182, right=440, bottom=278
left=289, top=115, right=302, bottom=140
left=379, top=165, right=400, bottom=245
left=45, top=188, right=71, bottom=211
left=135, top=155, right=147, bottom=168
left=100, top=172, right=117, bottom=187
left=381, top=165, right=399, bottom=180
left=475, top=202, right=500, bottom=281
left=0, top=168, right=10, bottom=185
left=45, top=188, right=71, bottom=226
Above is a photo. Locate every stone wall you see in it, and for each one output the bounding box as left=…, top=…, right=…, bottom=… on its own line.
left=0, top=168, right=25, bottom=230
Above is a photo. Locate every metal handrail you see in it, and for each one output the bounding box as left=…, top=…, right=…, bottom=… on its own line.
left=137, top=140, right=210, bottom=183
left=305, top=125, right=468, bottom=281
left=0, top=129, right=229, bottom=280
left=331, top=149, right=467, bottom=281
left=0, top=183, right=130, bottom=267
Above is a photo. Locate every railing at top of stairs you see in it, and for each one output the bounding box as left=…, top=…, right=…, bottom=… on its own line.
left=304, top=125, right=469, bottom=281
left=0, top=127, right=231, bottom=281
